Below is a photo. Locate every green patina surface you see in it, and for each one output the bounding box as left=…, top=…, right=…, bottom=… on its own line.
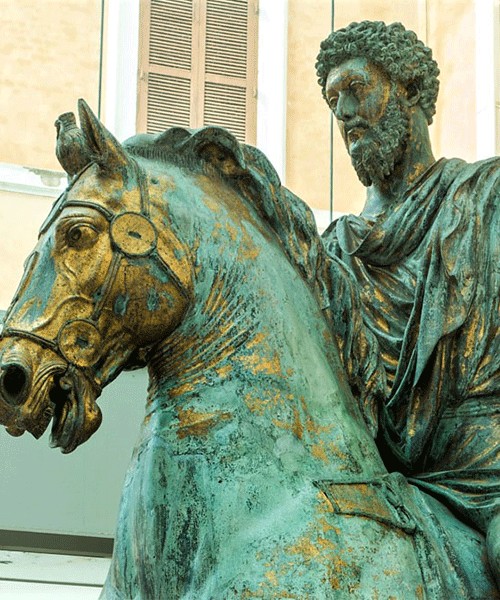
left=0, top=96, right=496, bottom=598
left=0, top=19, right=498, bottom=598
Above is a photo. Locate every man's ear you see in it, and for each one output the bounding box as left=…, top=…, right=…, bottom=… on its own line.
left=406, top=81, right=421, bottom=106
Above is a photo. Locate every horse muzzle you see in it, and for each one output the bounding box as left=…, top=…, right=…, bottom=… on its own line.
left=0, top=336, right=102, bottom=452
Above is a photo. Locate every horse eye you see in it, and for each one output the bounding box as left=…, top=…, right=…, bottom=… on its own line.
left=66, top=224, right=97, bottom=248
left=68, top=227, right=82, bottom=243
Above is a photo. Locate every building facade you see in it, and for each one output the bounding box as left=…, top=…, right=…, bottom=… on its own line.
left=0, top=0, right=498, bottom=549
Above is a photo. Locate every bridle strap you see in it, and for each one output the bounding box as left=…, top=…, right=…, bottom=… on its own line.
left=0, top=328, right=59, bottom=354
left=136, top=160, right=151, bottom=219
left=91, top=252, right=123, bottom=321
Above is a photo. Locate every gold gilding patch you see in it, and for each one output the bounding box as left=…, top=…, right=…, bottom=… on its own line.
left=311, top=442, right=329, bottom=463
left=272, top=406, right=304, bottom=440
left=286, top=532, right=344, bottom=589
left=168, top=381, right=197, bottom=398
left=303, top=401, right=335, bottom=437
left=382, top=352, right=398, bottom=369
left=310, top=440, right=347, bottom=465
left=241, top=588, right=299, bottom=599
left=236, top=351, right=282, bottom=376
left=264, top=571, right=279, bottom=586
left=225, top=221, right=238, bottom=241
left=247, top=331, right=268, bottom=349
left=317, top=516, right=335, bottom=534
left=240, top=245, right=261, bottom=261
left=203, top=195, right=222, bottom=213
left=374, top=312, right=390, bottom=333
left=286, top=536, right=321, bottom=562
left=408, top=161, right=428, bottom=185
left=156, top=232, right=192, bottom=292
left=215, top=364, right=233, bottom=378
left=315, top=490, right=335, bottom=514
left=232, top=329, right=282, bottom=377
left=176, top=407, right=231, bottom=439
left=244, top=391, right=282, bottom=415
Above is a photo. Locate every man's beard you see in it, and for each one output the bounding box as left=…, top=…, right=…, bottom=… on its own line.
left=348, top=91, right=410, bottom=187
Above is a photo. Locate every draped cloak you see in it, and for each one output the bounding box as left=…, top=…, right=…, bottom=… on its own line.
left=322, top=157, right=499, bottom=534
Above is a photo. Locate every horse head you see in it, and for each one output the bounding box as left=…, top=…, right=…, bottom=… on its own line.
left=0, top=101, right=195, bottom=452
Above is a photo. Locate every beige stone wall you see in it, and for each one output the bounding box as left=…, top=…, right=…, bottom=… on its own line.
left=427, top=0, right=477, bottom=161
left=0, top=0, right=101, bottom=171
left=0, top=1, right=101, bottom=308
left=0, top=190, right=54, bottom=308
left=285, top=0, right=332, bottom=211
left=285, top=0, right=478, bottom=216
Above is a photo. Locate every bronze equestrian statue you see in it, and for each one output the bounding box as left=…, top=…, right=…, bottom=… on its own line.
left=0, top=20, right=497, bottom=598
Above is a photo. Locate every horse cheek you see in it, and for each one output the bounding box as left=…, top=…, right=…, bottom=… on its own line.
left=120, top=264, right=187, bottom=345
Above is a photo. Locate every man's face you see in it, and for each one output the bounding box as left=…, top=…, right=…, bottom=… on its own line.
left=325, top=57, right=410, bottom=186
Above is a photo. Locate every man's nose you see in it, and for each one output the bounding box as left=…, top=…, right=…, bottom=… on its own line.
left=335, top=93, right=357, bottom=122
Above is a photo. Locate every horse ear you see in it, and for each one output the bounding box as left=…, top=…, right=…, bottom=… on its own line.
left=187, top=127, right=247, bottom=176
left=77, top=99, right=129, bottom=170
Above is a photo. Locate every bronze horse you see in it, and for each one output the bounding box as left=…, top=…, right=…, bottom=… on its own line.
left=0, top=101, right=496, bottom=598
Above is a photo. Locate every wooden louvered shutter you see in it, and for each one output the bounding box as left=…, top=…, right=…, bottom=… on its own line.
left=137, top=0, right=258, bottom=144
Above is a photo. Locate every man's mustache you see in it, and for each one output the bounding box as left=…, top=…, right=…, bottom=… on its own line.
left=343, top=118, right=370, bottom=133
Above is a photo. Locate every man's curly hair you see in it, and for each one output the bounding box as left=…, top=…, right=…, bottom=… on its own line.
left=316, top=21, right=440, bottom=124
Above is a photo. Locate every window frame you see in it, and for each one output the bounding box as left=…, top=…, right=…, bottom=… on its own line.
left=105, top=0, right=288, bottom=177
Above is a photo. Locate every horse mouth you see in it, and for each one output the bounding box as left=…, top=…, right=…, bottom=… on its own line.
left=48, top=373, right=79, bottom=451
left=47, top=368, right=102, bottom=454
left=0, top=338, right=102, bottom=453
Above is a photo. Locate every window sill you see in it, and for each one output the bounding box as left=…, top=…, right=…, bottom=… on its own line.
left=0, top=163, right=67, bottom=199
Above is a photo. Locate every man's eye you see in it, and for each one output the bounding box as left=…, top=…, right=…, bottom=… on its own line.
left=328, top=96, right=338, bottom=109
left=349, top=81, right=365, bottom=93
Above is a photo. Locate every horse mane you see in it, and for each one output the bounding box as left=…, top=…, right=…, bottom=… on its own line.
left=123, top=127, right=329, bottom=309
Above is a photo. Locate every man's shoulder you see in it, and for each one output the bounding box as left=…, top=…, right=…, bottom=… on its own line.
left=439, top=155, right=500, bottom=182
left=425, top=157, right=499, bottom=213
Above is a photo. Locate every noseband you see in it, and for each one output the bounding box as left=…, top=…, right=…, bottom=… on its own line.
left=1, top=159, right=189, bottom=370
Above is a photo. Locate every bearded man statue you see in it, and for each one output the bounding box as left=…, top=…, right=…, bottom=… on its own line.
left=316, top=20, right=499, bottom=586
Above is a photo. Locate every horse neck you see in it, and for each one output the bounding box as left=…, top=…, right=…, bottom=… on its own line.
left=147, top=233, right=280, bottom=395
left=146, top=184, right=387, bottom=481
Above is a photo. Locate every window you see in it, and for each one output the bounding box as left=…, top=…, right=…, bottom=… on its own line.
left=137, top=0, right=259, bottom=143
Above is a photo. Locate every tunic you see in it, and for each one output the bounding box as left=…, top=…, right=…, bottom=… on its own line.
left=323, top=157, right=500, bottom=533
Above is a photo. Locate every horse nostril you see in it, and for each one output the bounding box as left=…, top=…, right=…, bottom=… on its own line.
left=0, top=363, right=29, bottom=405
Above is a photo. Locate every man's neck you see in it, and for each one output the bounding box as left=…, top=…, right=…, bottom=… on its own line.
left=361, top=109, right=436, bottom=219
